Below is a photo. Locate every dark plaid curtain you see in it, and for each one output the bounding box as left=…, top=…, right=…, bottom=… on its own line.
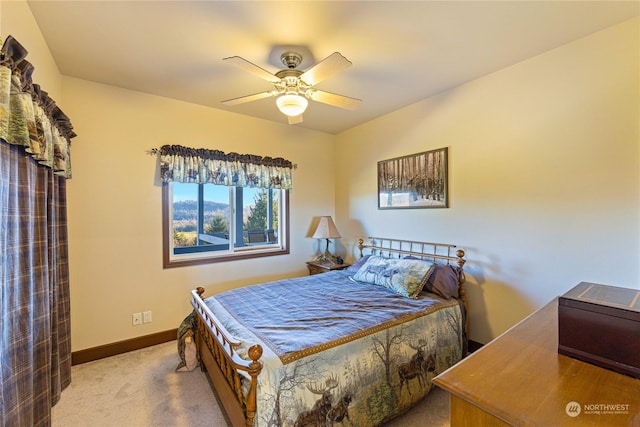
left=1, top=35, right=73, bottom=426
left=0, top=142, right=71, bottom=426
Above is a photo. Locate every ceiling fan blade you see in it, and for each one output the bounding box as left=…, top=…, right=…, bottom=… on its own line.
left=221, top=91, right=276, bottom=106
left=299, top=52, right=352, bottom=86
left=288, top=114, right=304, bottom=125
left=223, top=56, right=281, bottom=83
left=309, top=90, right=362, bottom=110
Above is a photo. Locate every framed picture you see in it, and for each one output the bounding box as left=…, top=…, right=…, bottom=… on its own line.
left=378, top=147, right=448, bottom=209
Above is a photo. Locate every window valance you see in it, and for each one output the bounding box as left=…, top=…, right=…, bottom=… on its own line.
left=0, top=35, right=76, bottom=179
left=151, top=144, right=295, bottom=190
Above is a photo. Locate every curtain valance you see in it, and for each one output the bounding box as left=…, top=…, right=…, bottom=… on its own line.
left=0, top=35, right=75, bottom=179
left=151, top=144, right=295, bottom=190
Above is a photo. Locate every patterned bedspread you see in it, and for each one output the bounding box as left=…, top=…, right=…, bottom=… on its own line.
left=205, top=270, right=464, bottom=426
left=213, top=271, right=456, bottom=363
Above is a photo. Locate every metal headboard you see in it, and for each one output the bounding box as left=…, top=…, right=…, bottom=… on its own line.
left=357, top=236, right=469, bottom=342
left=357, top=237, right=466, bottom=269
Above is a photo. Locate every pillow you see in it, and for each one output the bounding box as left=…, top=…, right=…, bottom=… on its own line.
left=423, top=264, right=461, bottom=299
left=403, top=256, right=462, bottom=299
left=345, top=254, right=371, bottom=273
left=352, top=255, right=434, bottom=298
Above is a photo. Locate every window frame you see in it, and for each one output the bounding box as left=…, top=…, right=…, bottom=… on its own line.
left=162, top=182, right=290, bottom=268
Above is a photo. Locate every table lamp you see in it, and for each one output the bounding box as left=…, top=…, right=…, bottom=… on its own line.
left=312, top=216, right=341, bottom=263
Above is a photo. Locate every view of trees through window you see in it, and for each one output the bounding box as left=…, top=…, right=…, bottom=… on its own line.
left=172, top=183, right=279, bottom=249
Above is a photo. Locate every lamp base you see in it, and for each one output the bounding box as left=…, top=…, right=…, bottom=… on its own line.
left=315, top=238, right=337, bottom=264
left=315, top=254, right=337, bottom=265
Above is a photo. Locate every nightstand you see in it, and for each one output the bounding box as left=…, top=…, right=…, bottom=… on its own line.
left=306, top=261, right=351, bottom=275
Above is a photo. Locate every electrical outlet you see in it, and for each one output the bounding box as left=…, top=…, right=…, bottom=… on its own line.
left=132, top=313, right=142, bottom=326
left=143, top=311, right=152, bottom=324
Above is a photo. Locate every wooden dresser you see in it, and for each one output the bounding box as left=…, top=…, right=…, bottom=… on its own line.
left=433, top=298, right=640, bottom=426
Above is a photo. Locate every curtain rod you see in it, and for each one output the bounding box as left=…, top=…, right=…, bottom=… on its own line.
left=148, top=145, right=297, bottom=169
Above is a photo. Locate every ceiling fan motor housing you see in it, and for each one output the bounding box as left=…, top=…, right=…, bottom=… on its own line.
left=280, top=52, right=303, bottom=69
left=274, top=69, right=311, bottom=97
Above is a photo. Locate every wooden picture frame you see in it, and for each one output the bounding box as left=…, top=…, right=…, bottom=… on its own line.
left=378, top=147, right=448, bottom=209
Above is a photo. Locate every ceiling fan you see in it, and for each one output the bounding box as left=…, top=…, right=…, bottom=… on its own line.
left=221, top=51, right=362, bottom=124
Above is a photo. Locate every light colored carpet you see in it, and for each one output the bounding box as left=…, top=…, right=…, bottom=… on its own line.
left=52, top=341, right=450, bottom=426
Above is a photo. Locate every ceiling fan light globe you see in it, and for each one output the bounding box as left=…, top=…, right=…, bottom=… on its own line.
left=276, top=94, right=308, bottom=117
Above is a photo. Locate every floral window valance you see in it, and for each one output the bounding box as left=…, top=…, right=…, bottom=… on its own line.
left=0, top=35, right=76, bottom=179
left=151, top=144, right=295, bottom=190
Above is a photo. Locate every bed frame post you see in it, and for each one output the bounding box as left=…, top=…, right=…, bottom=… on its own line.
left=454, top=250, right=469, bottom=341
left=245, top=345, right=263, bottom=427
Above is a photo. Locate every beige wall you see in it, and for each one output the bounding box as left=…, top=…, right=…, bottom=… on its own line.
left=335, top=17, right=640, bottom=344
left=60, top=79, right=335, bottom=349
left=3, top=0, right=336, bottom=350
left=4, top=1, right=639, bottom=348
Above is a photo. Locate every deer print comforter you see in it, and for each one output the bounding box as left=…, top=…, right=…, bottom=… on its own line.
left=205, top=270, right=464, bottom=426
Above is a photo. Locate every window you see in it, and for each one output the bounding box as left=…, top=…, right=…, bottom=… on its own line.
left=162, top=182, right=289, bottom=268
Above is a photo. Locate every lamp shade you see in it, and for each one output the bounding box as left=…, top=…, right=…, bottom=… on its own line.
left=312, top=216, right=341, bottom=239
left=276, top=94, right=308, bottom=117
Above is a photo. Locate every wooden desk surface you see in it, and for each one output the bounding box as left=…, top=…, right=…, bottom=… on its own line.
left=433, top=298, right=640, bottom=426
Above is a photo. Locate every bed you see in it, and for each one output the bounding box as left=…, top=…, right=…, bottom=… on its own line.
left=190, top=237, right=467, bottom=427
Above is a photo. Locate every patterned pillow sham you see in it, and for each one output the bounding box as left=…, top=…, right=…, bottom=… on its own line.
left=404, top=256, right=461, bottom=299
left=352, top=255, right=435, bottom=299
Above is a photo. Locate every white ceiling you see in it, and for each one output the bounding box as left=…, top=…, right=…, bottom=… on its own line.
left=27, top=1, right=639, bottom=134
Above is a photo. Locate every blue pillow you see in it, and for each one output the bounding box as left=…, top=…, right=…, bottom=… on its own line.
left=352, top=256, right=434, bottom=298
left=345, top=254, right=371, bottom=273
left=423, top=264, right=461, bottom=299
